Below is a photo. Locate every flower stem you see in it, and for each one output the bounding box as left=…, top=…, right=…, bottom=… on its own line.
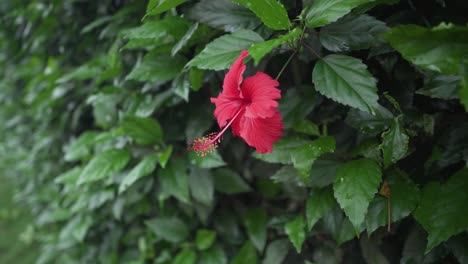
left=210, top=105, right=246, bottom=143
left=275, top=50, right=297, bottom=80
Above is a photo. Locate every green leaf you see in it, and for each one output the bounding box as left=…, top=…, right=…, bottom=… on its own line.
left=262, top=239, right=290, bottom=264
left=173, top=249, right=196, bottom=264
left=253, top=136, right=310, bottom=164
left=460, top=62, right=468, bottom=111
left=383, top=23, right=468, bottom=74
left=196, top=229, right=217, bottom=250
left=126, top=53, right=186, bottom=84
left=188, top=30, right=263, bottom=70
left=319, top=14, right=389, bottom=52
left=200, top=245, right=227, bottom=264
left=145, top=0, right=187, bottom=18
left=189, top=168, right=214, bottom=206
left=78, top=149, right=130, bottom=184
left=118, top=153, right=159, bottom=194
left=59, top=215, right=93, bottom=242
left=87, top=92, right=121, bottom=129
left=244, top=208, right=268, bottom=251
left=352, top=0, right=400, bottom=13
left=292, top=120, right=320, bottom=136
left=230, top=0, right=290, bottom=30
left=172, top=73, right=190, bottom=102
left=346, top=105, right=394, bottom=135
left=380, top=117, right=409, bottom=168
left=290, top=136, right=336, bottom=181
left=188, top=0, right=261, bottom=32
left=189, top=150, right=226, bottom=169
left=306, top=187, right=335, bottom=231
left=360, top=235, right=390, bottom=264
left=366, top=170, right=420, bottom=234
left=213, top=168, right=252, bottom=194
left=248, top=28, right=301, bottom=64
left=285, top=215, right=306, bottom=253
left=309, top=158, right=342, bottom=188
left=145, top=216, right=189, bottom=243
left=320, top=207, right=356, bottom=245
left=414, top=168, right=468, bottom=252
left=270, top=166, right=304, bottom=187
left=304, top=0, right=371, bottom=28
left=333, top=159, right=382, bottom=233
left=64, top=131, right=100, bottom=162
left=123, top=16, right=189, bottom=40
left=120, top=116, right=163, bottom=145
left=172, top=23, right=199, bottom=57
left=278, top=88, right=317, bottom=128
left=57, top=63, right=102, bottom=83
left=157, top=145, right=173, bottom=169
left=312, top=54, right=379, bottom=114
left=159, top=158, right=190, bottom=203
left=230, top=241, right=258, bottom=264
left=416, top=74, right=460, bottom=99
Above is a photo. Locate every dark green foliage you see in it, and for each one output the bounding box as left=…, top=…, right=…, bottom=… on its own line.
left=1, top=0, right=468, bottom=263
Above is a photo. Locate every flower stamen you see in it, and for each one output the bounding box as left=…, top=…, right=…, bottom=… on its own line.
left=188, top=105, right=246, bottom=156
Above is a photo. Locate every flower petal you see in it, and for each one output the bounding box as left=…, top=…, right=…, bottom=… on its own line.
left=211, top=95, right=244, bottom=128
left=237, top=110, right=284, bottom=153
left=222, top=50, right=249, bottom=98
left=241, top=72, right=281, bottom=118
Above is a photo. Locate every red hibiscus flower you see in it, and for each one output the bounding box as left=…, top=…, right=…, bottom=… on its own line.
left=189, top=50, right=284, bottom=155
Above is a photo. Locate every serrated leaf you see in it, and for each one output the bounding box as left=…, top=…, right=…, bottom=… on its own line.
left=320, top=14, right=389, bottom=52
left=196, top=229, right=217, bottom=250
left=414, top=168, right=468, bottom=252
left=189, top=168, right=214, bottom=206
left=188, top=0, right=261, bottom=32
left=173, top=249, right=196, bottom=264
left=380, top=117, right=409, bottom=168
left=120, top=116, right=163, bottom=145
left=416, top=74, right=460, bottom=99
left=306, top=188, right=335, bottom=231
left=248, top=28, right=301, bottom=64
left=383, top=23, right=468, bottom=74
left=285, top=215, right=306, bottom=253
left=126, top=53, right=186, bottom=83
left=189, top=150, right=226, bottom=169
left=304, top=0, right=371, bottom=28
left=118, top=153, right=159, bottom=194
left=145, top=0, right=187, bottom=18
left=231, top=0, right=290, bottom=30
left=366, top=170, right=420, bottom=234
left=188, top=30, right=263, bottom=70
left=290, top=136, right=336, bottom=181
left=333, top=159, right=382, bottom=233
left=159, top=157, right=190, bottom=203
left=213, top=168, right=251, bottom=194
left=244, top=208, right=268, bottom=251
left=145, top=216, right=189, bottom=243
left=309, top=158, right=342, bottom=188
left=262, top=239, right=289, bottom=264
left=78, top=149, right=130, bottom=184
left=312, top=54, right=379, bottom=114
left=231, top=242, right=258, bottom=264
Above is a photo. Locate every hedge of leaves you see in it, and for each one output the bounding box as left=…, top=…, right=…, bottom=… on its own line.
left=1, top=0, right=468, bottom=263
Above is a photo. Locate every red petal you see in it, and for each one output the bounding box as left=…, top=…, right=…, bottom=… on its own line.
left=240, top=72, right=281, bottom=119
left=237, top=110, right=284, bottom=153
left=211, top=95, right=244, bottom=128
left=222, top=50, right=249, bottom=98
